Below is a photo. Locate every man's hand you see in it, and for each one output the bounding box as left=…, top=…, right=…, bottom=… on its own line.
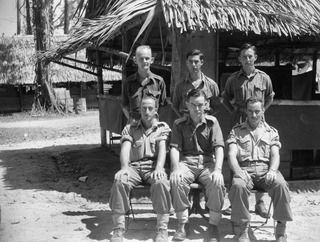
left=170, top=169, right=184, bottom=184
left=114, top=167, right=130, bottom=181
left=234, top=169, right=253, bottom=190
left=211, top=170, right=224, bottom=186
left=151, top=168, right=166, bottom=180
left=265, top=169, right=277, bottom=185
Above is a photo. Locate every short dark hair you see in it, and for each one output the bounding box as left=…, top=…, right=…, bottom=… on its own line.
left=185, top=88, right=204, bottom=101
left=246, top=97, right=264, bottom=109
left=239, top=43, right=257, bottom=56
left=186, top=49, right=204, bottom=60
left=141, top=94, right=158, bottom=109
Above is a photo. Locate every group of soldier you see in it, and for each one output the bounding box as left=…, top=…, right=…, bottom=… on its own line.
left=109, top=44, right=293, bottom=242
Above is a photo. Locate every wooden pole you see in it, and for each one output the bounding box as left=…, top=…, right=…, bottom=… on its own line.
left=170, top=28, right=181, bottom=96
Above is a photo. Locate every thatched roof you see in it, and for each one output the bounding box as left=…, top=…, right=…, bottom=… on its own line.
left=42, top=0, right=320, bottom=62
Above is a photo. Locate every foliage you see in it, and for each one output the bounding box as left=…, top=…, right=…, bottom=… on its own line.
left=0, top=36, right=35, bottom=85
left=0, top=35, right=100, bottom=85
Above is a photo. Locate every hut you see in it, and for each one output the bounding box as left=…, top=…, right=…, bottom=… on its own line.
left=42, top=0, right=320, bottom=179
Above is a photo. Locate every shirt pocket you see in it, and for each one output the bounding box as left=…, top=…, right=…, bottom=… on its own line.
left=234, top=86, right=243, bottom=103
left=253, top=82, right=266, bottom=100
left=131, top=139, right=144, bottom=161
left=258, top=136, right=270, bottom=159
left=237, top=136, right=251, bottom=161
left=146, top=137, right=157, bottom=157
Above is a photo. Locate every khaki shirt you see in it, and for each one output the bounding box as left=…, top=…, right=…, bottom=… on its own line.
left=222, top=68, right=274, bottom=111
left=122, top=72, right=167, bottom=118
left=170, top=114, right=224, bottom=160
left=121, top=120, right=171, bottom=162
left=226, top=121, right=281, bottom=163
left=172, top=72, right=219, bottom=114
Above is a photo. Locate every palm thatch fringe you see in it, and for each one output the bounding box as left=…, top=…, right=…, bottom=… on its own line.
left=42, top=0, right=320, bottom=62
left=162, top=0, right=320, bottom=35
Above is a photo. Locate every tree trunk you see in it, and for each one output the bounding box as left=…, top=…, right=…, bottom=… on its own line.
left=32, top=0, right=62, bottom=113
left=17, top=0, right=21, bottom=35
left=26, top=0, right=32, bottom=35
left=64, top=0, right=70, bottom=34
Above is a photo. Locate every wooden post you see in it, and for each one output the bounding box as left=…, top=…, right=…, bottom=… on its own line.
left=96, top=51, right=104, bottom=95
left=170, top=28, right=181, bottom=96
left=96, top=51, right=106, bottom=146
left=19, top=84, right=23, bottom=112
left=214, top=31, right=220, bottom=86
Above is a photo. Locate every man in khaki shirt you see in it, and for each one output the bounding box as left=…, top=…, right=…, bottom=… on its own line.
left=222, top=43, right=274, bottom=217
left=226, top=97, right=292, bottom=242
left=109, top=96, right=171, bottom=242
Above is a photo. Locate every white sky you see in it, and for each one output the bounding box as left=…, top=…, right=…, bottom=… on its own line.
left=0, top=0, right=17, bottom=36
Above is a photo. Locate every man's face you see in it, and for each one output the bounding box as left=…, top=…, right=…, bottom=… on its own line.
left=246, top=101, right=264, bottom=127
left=238, top=48, right=257, bottom=68
left=186, top=95, right=206, bottom=120
left=134, top=48, right=153, bottom=72
left=186, top=55, right=203, bottom=75
left=140, top=98, right=157, bottom=122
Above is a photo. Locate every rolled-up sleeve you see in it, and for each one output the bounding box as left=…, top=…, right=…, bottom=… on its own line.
left=156, top=124, right=171, bottom=142
left=211, top=120, right=224, bottom=148
left=222, top=77, right=233, bottom=101
left=120, top=124, right=133, bottom=143
left=265, top=75, right=275, bottom=100
left=226, top=129, right=237, bottom=146
left=270, top=129, right=281, bottom=149
left=170, top=121, right=183, bottom=151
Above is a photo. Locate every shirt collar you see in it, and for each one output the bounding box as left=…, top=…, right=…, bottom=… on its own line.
left=238, top=68, right=258, bottom=78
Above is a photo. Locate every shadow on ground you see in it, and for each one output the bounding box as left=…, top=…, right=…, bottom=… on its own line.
left=0, top=144, right=121, bottom=203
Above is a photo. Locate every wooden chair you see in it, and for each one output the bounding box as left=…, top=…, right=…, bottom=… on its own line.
left=250, top=189, right=273, bottom=230
left=188, top=182, right=208, bottom=220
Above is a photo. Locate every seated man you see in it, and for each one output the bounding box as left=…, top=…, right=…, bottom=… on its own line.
left=109, top=96, right=171, bottom=242
left=226, top=97, right=293, bottom=242
left=170, top=89, right=226, bottom=242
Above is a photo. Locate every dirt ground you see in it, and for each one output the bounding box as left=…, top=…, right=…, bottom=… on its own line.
left=0, top=110, right=320, bottom=242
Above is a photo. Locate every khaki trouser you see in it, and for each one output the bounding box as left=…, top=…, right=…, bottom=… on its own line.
left=228, top=161, right=293, bottom=224
left=109, top=160, right=171, bottom=220
left=170, top=156, right=226, bottom=225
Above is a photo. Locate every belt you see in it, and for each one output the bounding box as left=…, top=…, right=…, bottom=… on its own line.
left=240, top=160, right=268, bottom=167
left=131, top=157, right=156, bottom=163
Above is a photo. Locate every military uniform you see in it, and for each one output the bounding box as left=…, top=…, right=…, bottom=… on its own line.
left=173, top=73, right=219, bottom=116
left=109, top=120, right=171, bottom=229
left=226, top=121, right=293, bottom=224
left=170, top=114, right=225, bottom=225
left=122, top=72, right=167, bottom=120
left=222, top=68, right=274, bottom=125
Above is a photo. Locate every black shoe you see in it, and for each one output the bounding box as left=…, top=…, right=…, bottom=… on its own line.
left=110, top=228, right=125, bottom=242
left=206, top=224, right=220, bottom=242
left=255, top=201, right=270, bottom=218
left=173, top=223, right=189, bottom=241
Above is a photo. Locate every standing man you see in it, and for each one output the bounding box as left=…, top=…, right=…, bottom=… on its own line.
left=222, top=43, right=274, bottom=217
left=109, top=96, right=171, bottom=242
left=226, top=97, right=292, bottom=242
left=172, top=49, right=220, bottom=118
left=170, top=89, right=225, bottom=242
left=122, top=45, right=167, bottom=123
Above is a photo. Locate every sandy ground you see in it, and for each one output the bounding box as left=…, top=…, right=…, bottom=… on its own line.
left=0, top=110, right=320, bottom=242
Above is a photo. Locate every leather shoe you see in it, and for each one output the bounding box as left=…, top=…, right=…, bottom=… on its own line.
left=110, top=228, right=125, bottom=242
left=255, top=201, right=270, bottom=218
left=154, top=228, right=168, bottom=242
left=207, top=224, right=220, bottom=242
left=276, top=235, right=287, bottom=242
left=173, top=223, right=189, bottom=241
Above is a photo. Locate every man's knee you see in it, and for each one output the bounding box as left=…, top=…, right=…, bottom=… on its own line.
left=231, top=177, right=247, bottom=190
